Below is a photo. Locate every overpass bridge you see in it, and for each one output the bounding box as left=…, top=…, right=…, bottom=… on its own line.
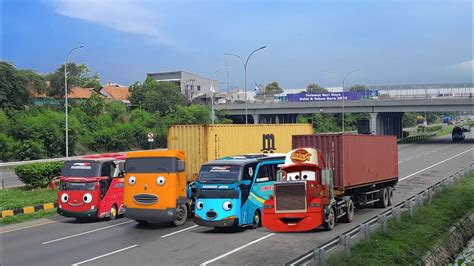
left=215, top=97, right=474, bottom=138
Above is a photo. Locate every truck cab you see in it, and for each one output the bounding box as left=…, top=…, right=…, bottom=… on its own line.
left=57, top=153, right=125, bottom=220
left=193, top=154, right=285, bottom=229
left=123, top=150, right=188, bottom=226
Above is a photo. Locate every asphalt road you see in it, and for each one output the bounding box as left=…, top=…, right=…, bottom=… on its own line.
left=1, top=133, right=472, bottom=266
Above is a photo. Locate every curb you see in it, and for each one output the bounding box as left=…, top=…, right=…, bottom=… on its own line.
left=0, top=203, right=58, bottom=218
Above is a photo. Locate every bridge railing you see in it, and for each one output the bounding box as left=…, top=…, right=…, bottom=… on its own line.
left=398, top=133, right=436, bottom=144
left=286, top=163, right=473, bottom=266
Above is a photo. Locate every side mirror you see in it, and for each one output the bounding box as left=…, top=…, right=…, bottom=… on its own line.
left=177, top=160, right=185, bottom=172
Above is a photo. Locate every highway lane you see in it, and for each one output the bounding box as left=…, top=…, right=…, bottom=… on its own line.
left=1, top=134, right=472, bottom=266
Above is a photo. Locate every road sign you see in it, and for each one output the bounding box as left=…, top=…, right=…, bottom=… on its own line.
left=147, top=132, right=154, bottom=142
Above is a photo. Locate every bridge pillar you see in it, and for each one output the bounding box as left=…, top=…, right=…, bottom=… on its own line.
left=369, top=113, right=379, bottom=135
left=252, top=114, right=260, bottom=124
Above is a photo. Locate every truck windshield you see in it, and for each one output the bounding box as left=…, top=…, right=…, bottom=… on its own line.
left=62, top=162, right=101, bottom=177
left=199, top=165, right=242, bottom=182
left=61, top=182, right=96, bottom=191
left=125, top=157, right=176, bottom=173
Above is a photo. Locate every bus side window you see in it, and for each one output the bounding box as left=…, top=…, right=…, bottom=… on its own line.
left=256, top=165, right=272, bottom=183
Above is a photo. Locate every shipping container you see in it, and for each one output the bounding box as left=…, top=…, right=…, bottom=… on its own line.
left=292, top=134, right=398, bottom=191
left=168, top=124, right=313, bottom=181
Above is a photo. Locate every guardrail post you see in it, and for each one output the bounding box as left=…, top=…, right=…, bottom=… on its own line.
left=404, top=200, right=410, bottom=209
left=341, top=235, right=351, bottom=258
left=1, top=179, right=4, bottom=189
left=313, top=248, right=327, bottom=266
left=428, top=189, right=433, bottom=204
left=394, top=207, right=401, bottom=224
left=409, top=201, right=415, bottom=218
left=419, top=194, right=424, bottom=208
left=377, top=215, right=388, bottom=234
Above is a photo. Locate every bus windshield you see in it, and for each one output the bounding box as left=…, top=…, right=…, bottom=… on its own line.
left=62, top=161, right=101, bottom=177
left=199, top=165, right=242, bottom=182
left=125, top=157, right=176, bottom=173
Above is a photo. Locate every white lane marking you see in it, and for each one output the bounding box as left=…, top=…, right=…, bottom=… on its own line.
left=161, top=225, right=199, bottom=238
left=42, top=220, right=133, bottom=244
left=71, top=244, right=138, bottom=266
left=200, top=233, right=275, bottom=266
left=1, top=218, right=70, bottom=234
left=400, top=148, right=473, bottom=181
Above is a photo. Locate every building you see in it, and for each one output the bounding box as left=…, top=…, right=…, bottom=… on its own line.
left=147, top=71, right=219, bottom=104
left=99, top=84, right=131, bottom=106
left=31, top=87, right=95, bottom=106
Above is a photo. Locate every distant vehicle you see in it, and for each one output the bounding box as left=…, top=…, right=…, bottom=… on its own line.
left=452, top=126, right=465, bottom=141
left=56, top=153, right=126, bottom=220
left=435, top=93, right=456, bottom=98
left=462, top=125, right=471, bottom=132
left=443, top=116, right=453, bottom=124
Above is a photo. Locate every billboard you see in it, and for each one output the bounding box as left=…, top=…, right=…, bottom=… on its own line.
left=287, top=90, right=379, bottom=102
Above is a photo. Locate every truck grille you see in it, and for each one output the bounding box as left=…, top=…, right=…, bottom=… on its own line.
left=275, top=182, right=306, bottom=212
left=133, top=194, right=158, bottom=205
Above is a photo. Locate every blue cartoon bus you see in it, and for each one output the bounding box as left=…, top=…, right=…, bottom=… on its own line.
left=193, top=154, right=285, bottom=229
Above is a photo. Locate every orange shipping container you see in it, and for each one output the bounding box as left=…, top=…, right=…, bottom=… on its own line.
left=292, top=134, right=398, bottom=191
left=168, top=124, right=313, bottom=182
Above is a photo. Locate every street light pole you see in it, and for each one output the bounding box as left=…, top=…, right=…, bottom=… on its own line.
left=225, top=46, right=266, bottom=124
left=64, top=45, right=84, bottom=158
left=323, top=69, right=360, bottom=133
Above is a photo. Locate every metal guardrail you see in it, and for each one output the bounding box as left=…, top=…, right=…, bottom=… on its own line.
left=398, top=133, right=436, bottom=144
left=287, top=163, right=474, bottom=266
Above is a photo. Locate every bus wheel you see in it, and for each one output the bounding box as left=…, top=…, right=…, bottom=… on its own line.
left=173, top=204, right=188, bottom=227
left=387, top=187, right=394, bottom=206
left=340, top=199, right=354, bottom=223
left=252, top=210, right=261, bottom=229
left=323, top=207, right=335, bottom=231
left=109, top=205, right=118, bottom=220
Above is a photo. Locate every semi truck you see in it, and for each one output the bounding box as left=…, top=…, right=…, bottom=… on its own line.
left=56, top=153, right=126, bottom=220
left=262, top=134, right=398, bottom=232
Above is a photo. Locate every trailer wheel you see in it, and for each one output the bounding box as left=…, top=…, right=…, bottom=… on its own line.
left=340, top=199, right=354, bottom=223
left=323, top=207, right=336, bottom=231
left=173, top=204, right=188, bottom=227
left=376, top=187, right=389, bottom=208
left=387, top=187, right=394, bottom=206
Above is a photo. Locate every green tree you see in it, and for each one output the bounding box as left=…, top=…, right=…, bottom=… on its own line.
left=265, top=81, right=283, bottom=95
left=81, top=93, right=106, bottom=116
left=47, top=63, right=101, bottom=97
left=306, top=83, right=328, bottom=93
left=0, top=61, right=47, bottom=109
left=129, top=77, right=185, bottom=115
left=350, top=84, right=369, bottom=92
left=166, top=104, right=211, bottom=125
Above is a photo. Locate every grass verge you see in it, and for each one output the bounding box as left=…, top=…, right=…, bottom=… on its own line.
left=0, top=187, right=57, bottom=211
left=0, top=209, right=58, bottom=225
left=434, top=124, right=456, bottom=137
left=328, top=173, right=474, bottom=265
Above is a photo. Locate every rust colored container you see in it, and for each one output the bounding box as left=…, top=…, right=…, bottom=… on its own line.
left=292, top=134, right=398, bottom=191
left=168, top=124, right=313, bottom=181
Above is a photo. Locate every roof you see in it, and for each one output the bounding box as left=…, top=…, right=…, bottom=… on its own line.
left=31, top=87, right=95, bottom=99
left=100, top=85, right=131, bottom=101
left=147, top=70, right=216, bottom=82
left=126, top=149, right=185, bottom=160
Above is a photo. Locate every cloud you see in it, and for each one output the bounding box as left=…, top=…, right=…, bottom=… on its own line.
left=449, top=60, right=473, bottom=72
left=49, top=0, right=169, bottom=44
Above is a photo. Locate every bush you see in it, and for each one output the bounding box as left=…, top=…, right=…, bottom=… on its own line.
left=0, top=133, right=19, bottom=162
left=402, top=131, right=410, bottom=138
left=425, top=125, right=442, bottom=132
left=15, top=162, right=64, bottom=188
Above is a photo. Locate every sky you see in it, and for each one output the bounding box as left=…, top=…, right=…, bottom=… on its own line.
left=1, top=0, right=472, bottom=90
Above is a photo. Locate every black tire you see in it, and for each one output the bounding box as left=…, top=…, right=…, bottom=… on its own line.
left=387, top=187, right=394, bottom=206
left=109, top=205, right=118, bottom=220
left=340, top=199, right=354, bottom=223
left=376, top=187, right=389, bottom=208
left=252, top=210, right=262, bottom=229
left=323, top=207, right=336, bottom=231
left=136, top=220, right=148, bottom=225
left=173, top=204, right=188, bottom=227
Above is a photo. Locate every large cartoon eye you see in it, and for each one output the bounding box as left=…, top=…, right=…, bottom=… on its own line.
left=197, top=201, right=203, bottom=210
left=128, top=176, right=136, bottom=185
left=61, top=193, right=69, bottom=203
left=222, top=201, right=232, bottom=211
left=83, top=193, right=93, bottom=204
left=156, top=176, right=166, bottom=186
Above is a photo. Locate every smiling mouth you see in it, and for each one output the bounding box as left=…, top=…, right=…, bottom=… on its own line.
left=67, top=202, right=83, bottom=207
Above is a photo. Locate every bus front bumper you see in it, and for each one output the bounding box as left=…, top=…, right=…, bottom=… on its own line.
left=57, top=208, right=98, bottom=218
left=124, top=207, right=179, bottom=222
left=193, top=216, right=239, bottom=228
